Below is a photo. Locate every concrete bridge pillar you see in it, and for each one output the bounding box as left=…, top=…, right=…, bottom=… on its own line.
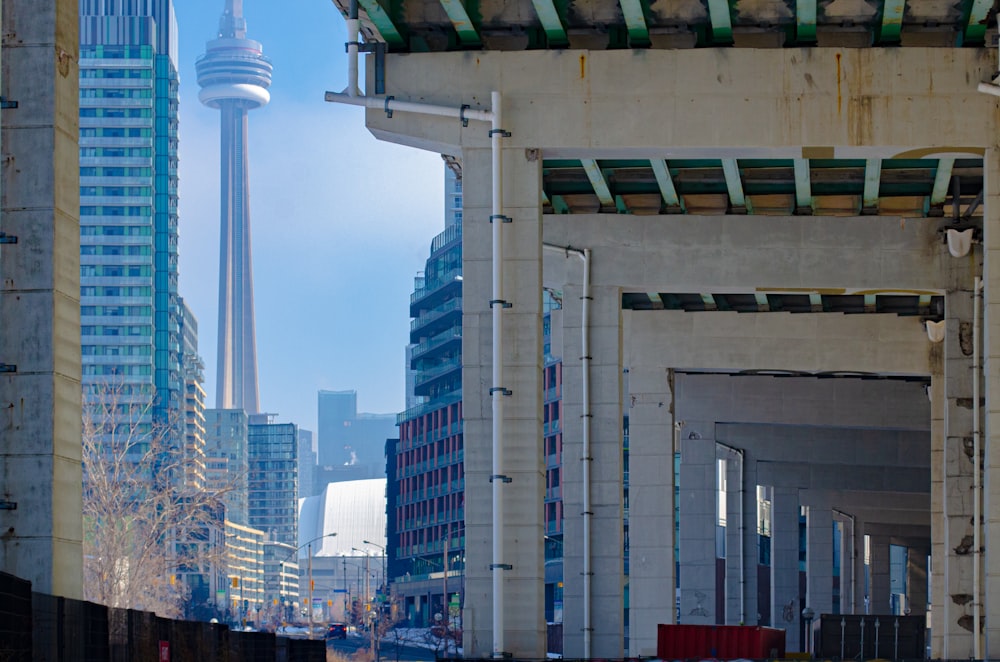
left=626, top=365, right=676, bottom=656
left=805, top=500, right=835, bottom=618
left=868, top=533, right=892, bottom=615
left=562, top=281, right=625, bottom=658
left=678, top=426, right=719, bottom=625
left=724, top=448, right=759, bottom=626
left=460, top=145, right=545, bottom=658
left=770, top=486, right=802, bottom=651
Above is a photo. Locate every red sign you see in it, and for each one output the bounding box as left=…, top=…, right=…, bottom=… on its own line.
left=159, top=641, right=170, bottom=661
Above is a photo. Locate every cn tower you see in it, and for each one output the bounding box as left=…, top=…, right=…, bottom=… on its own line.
left=196, top=0, right=271, bottom=413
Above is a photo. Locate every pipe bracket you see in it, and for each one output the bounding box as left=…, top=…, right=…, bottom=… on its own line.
left=460, top=104, right=470, bottom=127
left=489, top=299, right=512, bottom=309
left=0, top=501, right=15, bottom=510
left=383, top=96, right=394, bottom=118
left=0, top=97, right=18, bottom=110
left=489, top=214, right=512, bottom=223
left=0, top=364, right=16, bottom=373
left=489, top=128, right=511, bottom=138
left=0, top=233, right=17, bottom=244
left=489, top=386, right=511, bottom=395
left=489, top=474, right=512, bottom=483
left=489, top=563, right=513, bottom=570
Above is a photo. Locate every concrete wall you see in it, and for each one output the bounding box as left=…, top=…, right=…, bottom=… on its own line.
left=0, top=0, right=82, bottom=597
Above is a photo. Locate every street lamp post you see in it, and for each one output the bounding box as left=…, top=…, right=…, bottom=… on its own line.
left=277, top=532, right=337, bottom=639
left=362, top=539, right=387, bottom=600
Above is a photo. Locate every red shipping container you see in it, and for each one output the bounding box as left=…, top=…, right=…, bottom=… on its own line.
left=656, top=624, right=786, bottom=659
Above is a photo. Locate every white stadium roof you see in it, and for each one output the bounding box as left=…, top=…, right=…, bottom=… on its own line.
left=297, top=478, right=386, bottom=558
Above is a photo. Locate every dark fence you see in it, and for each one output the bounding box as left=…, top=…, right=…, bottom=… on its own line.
left=0, top=571, right=324, bottom=662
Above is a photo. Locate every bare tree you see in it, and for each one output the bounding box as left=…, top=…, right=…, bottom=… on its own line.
left=82, top=380, right=230, bottom=618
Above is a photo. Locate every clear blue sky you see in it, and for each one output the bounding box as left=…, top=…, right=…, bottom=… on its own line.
left=174, top=1, right=445, bottom=433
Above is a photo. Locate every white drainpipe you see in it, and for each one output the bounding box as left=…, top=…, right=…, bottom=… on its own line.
left=973, top=275, right=983, bottom=660
left=542, top=243, right=592, bottom=655
left=345, top=0, right=361, bottom=97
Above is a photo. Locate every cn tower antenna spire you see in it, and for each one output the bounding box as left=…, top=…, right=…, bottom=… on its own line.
left=219, top=0, right=246, bottom=39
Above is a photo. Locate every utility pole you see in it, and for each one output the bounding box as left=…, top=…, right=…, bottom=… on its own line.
left=308, top=542, right=313, bottom=638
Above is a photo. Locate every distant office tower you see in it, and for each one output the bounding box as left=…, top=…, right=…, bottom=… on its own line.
left=79, top=0, right=181, bottom=425
left=248, top=415, right=298, bottom=546
left=196, top=0, right=272, bottom=413
left=316, top=389, right=396, bottom=480
left=298, top=429, right=316, bottom=500
left=205, top=408, right=250, bottom=525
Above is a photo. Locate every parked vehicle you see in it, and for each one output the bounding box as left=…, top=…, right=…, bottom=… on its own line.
left=325, top=622, right=348, bottom=639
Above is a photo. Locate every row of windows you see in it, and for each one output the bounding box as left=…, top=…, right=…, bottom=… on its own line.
left=81, top=186, right=152, bottom=196
left=83, top=364, right=152, bottom=376
left=81, top=166, right=152, bottom=177
left=81, top=305, right=151, bottom=316
left=81, top=68, right=152, bottom=79
left=81, top=208, right=152, bottom=218
left=81, top=45, right=153, bottom=59
left=80, top=128, right=151, bottom=138
left=80, top=147, right=152, bottom=157
left=80, top=108, right=151, bottom=118
left=81, top=245, right=150, bottom=256
left=80, top=286, right=151, bottom=297
left=82, top=325, right=152, bottom=336
left=81, top=225, right=151, bottom=235
left=81, top=265, right=150, bottom=277
left=80, top=88, right=152, bottom=99
left=82, top=344, right=151, bottom=356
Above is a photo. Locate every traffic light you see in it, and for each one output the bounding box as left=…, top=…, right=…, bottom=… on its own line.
left=232, top=577, right=239, bottom=588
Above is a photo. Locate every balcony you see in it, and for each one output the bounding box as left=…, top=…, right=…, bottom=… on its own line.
left=410, top=327, right=462, bottom=367
left=410, top=298, right=462, bottom=342
left=410, top=267, right=462, bottom=317
left=413, top=355, right=461, bottom=396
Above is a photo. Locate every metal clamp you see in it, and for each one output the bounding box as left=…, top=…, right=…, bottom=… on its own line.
left=489, top=563, right=513, bottom=570
left=489, top=474, right=512, bottom=483
left=488, top=128, right=511, bottom=138
left=0, top=233, right=17, bottom=244
left=489, top=386, right=511, bottom=395
left=384, top=95, right=394, bottom=118
left=489, top=214, right=512, bottom=223
left=460, top=104, right=470, bottom=127
left=0, top=364, right=16, bottom=373
left=489, top=299, right=512, bottom=309
left=0, top=501, right=16, bottom=510
left=0, top=97, right=17, bottom=110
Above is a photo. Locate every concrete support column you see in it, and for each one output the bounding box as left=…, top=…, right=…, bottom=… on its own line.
left=805, top=501, right=834, bottom=617
left=942, top=289, right=976, bottom=657
left=724, top=449, right=758, bottom=626
left=834, top=510, right=859, bottom=614
left=982, top=146, right=1000, bottom=657
left=679, top=427, right=717, bottom=625
left=770, top=487, right=801, bottom=651
left=930, top=374, right=946, bottom=654
left=0, top=0, right=82, bottom=597
left=461, top=145, right=545, bottom=658
left=626, top=365, right=676, bottom=656
left=562, top=283, right=624, bottom=658
left=868, top=534, right=891, bottom=614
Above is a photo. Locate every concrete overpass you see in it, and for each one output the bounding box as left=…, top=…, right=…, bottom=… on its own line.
left=326, top=0, right=1000, bottom=658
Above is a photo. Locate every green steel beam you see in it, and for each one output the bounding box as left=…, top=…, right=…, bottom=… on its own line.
left=879, top=0, right=905, bottom=42
left=721, top=159, right=747, bottom=210
left=863, top=158, right=882, bottom=210
left=581, top=159, right=615, bottom=208
left=438, top=0, right=481, bottom=45
left=964, top=0, right=992, bottom=43
left=619, top=0, right=650, bottom=44
left=918, top=294, right=932, bottom=309
left=796, top=0, right=817, bottom=42
left=793, top=159, right=812, bottom=210
left=530, top=0, right=568, bottom=44
left=754, top=292, right=770, bottom=310
left=706, top=0, right=733, bottom=42
left=864, top=294, right=877, bottom=312
left=650, top=159, right=682, bottom=209
left=930, top=157, right=955, bottom=206
left=542, top=189, right=551, bottom=206
left=357, top=0, right=406, bottom=47
left=809, top=293, right=823, bottom=310
left=701, top=293, right=718, bottom=310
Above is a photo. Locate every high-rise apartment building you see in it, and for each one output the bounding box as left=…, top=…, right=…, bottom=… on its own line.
left=205, top=408, right=250, bottom=526
left=298, top=429, right=316, bottom=500
left=247, top=415, right=298, bottom=547
left=79, top=0, right=181, bottom=424
left=180, top=298, right=207, bottom=491
left=197, top=0, right=272, bottom=413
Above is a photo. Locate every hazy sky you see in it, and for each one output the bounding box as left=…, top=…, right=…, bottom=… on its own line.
left=174, top=1, right=444, bottom=432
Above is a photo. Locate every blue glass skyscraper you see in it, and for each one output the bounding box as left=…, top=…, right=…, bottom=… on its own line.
left=79, top=0, right=180, bottom=423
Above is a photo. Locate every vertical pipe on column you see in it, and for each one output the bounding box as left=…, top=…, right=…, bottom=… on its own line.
left=490, top=89, right=506, bottom=659
left=346, top=0, right=360, bottom=96
left=581, top=248, right=593, bottom=657
left=716, top=442, right=745, bottom=624
left=973, top=276, right=982, bottom=660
